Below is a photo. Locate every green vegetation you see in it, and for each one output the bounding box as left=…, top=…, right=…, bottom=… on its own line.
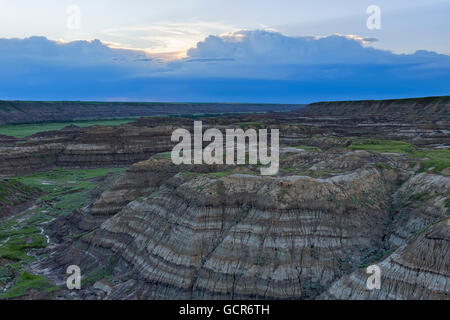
left=310, top=246, right=319, bottom=259
left=287, top=124, right=315, bottom=133
left=348, top=139, right=450, bottom=175
left=163, top=112, right=264, bottom=120
left=1, top=271, right=59, bottom=299
left=0, top=179, right=40, bottom=209
left=348, top=139, right=416, bottom=153
left=295, top=145, right=321, bottom=152
left=11, top=167, right=126, bottom=217
left=408, top=192, right=433, bottom=204
left=181, top=171, right=201, bottom=178
left=358, top=248, right=394, bottom=269
left=406, top=216, right=449, bottom=242
left=234, top=204, right=250, bottom=224
left=208, top=171, right=233, bottom=179
left=412, top=149, right=450, bottom=173
left=82, top=256, right=116, bottom=286
left=375, top=162, right=393, bottom=170
left=235, top=122, right=262, bottom=129
left=0, top=225, right=46, bottom=261
left=0, top=167, right=126, bottom=299
left=0, top=119, right=135, bottom=138
left=280, top=167, right=341, bottom=178
left=312, top=95, right=450, bottom=105
left=153, top=151, right=173, bottom=160
left=13, top=167, right=125, bottom=189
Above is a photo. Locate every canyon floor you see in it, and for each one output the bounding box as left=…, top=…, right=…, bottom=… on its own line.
left=0, top=97, right=449, bottom=300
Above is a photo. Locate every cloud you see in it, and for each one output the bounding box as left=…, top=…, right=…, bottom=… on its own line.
left=101, top=21, right=237, bottom=57
left=0, top=31, right=449, bottom=102
left=169, top=30, right=450, bottom=82
left=186, top=30, right=449, bottom=66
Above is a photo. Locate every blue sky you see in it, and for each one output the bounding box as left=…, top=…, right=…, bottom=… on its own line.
left=0, top=0, right=449, bottom=102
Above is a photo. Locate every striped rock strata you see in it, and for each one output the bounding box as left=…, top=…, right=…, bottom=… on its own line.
left=322, top=218, right=449, bottom=300
left=0, top=124, right=176, bottom=176
left=56, top=163, right=398, bottom=299
left=388, top=173, right=450, bottom=247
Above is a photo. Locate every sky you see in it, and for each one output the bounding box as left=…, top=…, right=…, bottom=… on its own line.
left=0, top=0, right=449, bottom=103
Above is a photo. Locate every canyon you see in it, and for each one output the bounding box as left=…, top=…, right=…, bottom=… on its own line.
left=0, top=96, right=448, bottom=300
left=0, top=101, right=300, bottom=125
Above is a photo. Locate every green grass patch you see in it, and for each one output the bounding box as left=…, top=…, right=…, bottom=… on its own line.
left=445, top=198, right=450, bottom=210
left=83, top=266, right=114, bottom=286
left=375, top=162, right=393, bottom=170
left=208, top=171, right=233, bottom=179
left=236, top=122, right=262, bottom=130
left=7, top=167, right=125, bottom=219
left=295, top=145, right=321, bottom=152
left=1, top=272, right=59, bottom=299
left=0, top=180, right=40, bottom=207
left=1, top=167, right=126, bottom=261
left=0, top=119, right=135, bottom=138
left=358, top=249, right=394, bottom=269
left=153, top=151, right=173, bottom=160
left=348, top=139, right=416, bottom=153
left=0, top=226, right=46, bottom=261
left=412, top=149, right=450, bottom=174
left=181, top=171, right=201, bottom=178
left=348, top=139, right=449, bottom=175
left=82, top=256, right=116, bottom=286
left=408, top=192, right=433, bottom=204
left=12, top=167, right=126, bottom=190
left=0, top=167, right=127, bottom=298
left=10, top=167, right=126, bottom=217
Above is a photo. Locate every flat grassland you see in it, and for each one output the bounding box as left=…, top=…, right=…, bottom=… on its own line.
left=0, top=119, right=135, bottom=138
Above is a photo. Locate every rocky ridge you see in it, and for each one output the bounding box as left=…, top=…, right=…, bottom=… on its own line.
left=0, top=97, right=448, bottom=300
left=322, top=218, right=449, bottom=299
left=0, top=101, right=301, bottom=125
left=31, top=147, right=449, bottom=300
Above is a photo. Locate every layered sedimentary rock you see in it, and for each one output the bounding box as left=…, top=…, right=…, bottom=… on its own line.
left=388, top=173, right=450, bottom=247
left=56, top=125, right=175, bottom=168
left=322, top=218, right=450, bottom=300
left=0, top=101, right=301, bottom=125
left=1, top=103, right=448, bottom=177
left=101, top=170, right=393, bottom=299
left=0, top=124, right=177, bottom=176
left=27, top=134, right=449, bottom=300
left=0, top=134, right=19, bottom=147
left=295, top=96, right=450, bottom=122
left=280, top=96, right=450, bottom=147
left=1, top=98, right=448, bottom=300
left=38, top=154, right=407, bottom=299
left=0, top=117, right=326, bottom=177
left=90, top=157, right=249, bottom=218
left=0, top=143, right=65, bottom=176
left=0, top=125, right=82, bottom=176
left=0, top=179, right=40, bottom=217
left=89, top=158, right=180, bottom=217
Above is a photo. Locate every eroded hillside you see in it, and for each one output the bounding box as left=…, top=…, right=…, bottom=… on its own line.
left=0, top=101, right=301, bottom=125
left=0, top=99, right=448, bottom=300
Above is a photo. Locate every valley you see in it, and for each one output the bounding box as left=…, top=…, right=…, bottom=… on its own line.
left=0, top=96, right=448, bottom=300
